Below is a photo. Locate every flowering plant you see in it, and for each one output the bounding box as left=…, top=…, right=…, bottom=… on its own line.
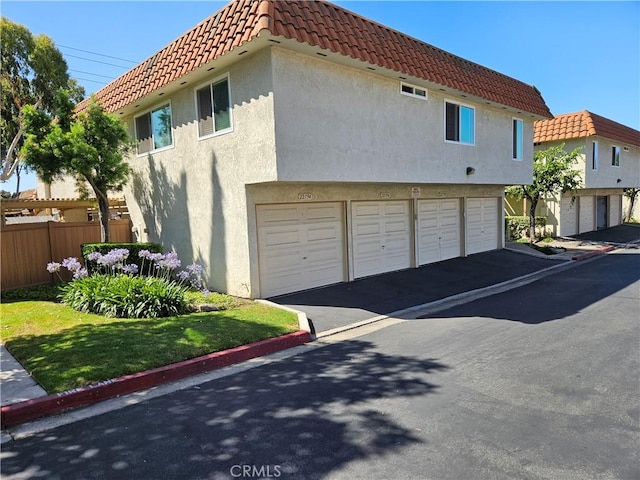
left=46, top=248, right=210, bottom=318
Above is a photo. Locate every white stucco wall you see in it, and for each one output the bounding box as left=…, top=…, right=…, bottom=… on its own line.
left=122, top=47, right=277, bottom=297
left=537, top=138, right=640, bottom=190
left=271, top=48, right=535, bottom=186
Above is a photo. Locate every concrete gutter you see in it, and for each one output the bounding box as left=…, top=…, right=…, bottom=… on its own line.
left=0, top=331, right=312, bottom=428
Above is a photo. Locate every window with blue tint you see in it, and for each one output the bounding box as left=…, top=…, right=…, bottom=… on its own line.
left=512, top=118, right=523, bottom=160
left=135, top=103, right=173, bottom=154
left=196, top=76, right=232, bottom=138
left=445, top=101, right=475, bottom=145
left=151, top=105, right=173, bottom=150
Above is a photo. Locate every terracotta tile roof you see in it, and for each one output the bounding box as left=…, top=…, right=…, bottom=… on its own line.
left=534, top=111, right=640, bottom=147
left=80, top=0, right=551, bottom=118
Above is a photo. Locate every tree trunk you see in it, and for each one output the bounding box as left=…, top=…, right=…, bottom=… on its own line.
left=97, top=195, right=110, bottom=243
left=529, top=198, right=538, bottom=243
left=627, top=195, right=637, bottom=222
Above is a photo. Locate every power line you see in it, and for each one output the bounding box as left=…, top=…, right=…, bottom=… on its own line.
left=69, top=69, right=115, bottom=80
left=72, top=77, right=108, bottom=86
left=64, top=53, right=131, bottom=70
left=58, top=44, right=137, bottom=64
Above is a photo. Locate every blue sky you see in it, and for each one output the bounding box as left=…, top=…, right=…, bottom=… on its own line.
left=2, top=1, right=638, bottom=193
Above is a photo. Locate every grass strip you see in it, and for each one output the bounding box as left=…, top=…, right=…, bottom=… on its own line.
left=1, top=299, right=298, bottom=393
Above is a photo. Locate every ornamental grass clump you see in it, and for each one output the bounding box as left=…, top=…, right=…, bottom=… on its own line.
left=46, top=248, right=208, bottom=319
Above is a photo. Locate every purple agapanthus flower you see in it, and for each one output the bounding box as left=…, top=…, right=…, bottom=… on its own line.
left=122, top=264, right=139, bottom=274
left=158, top=251, right=181, bottom=270
left=61, top=257, right=82, bottom=273
left=73, top=267, right=89, bottom=279
left=87, top=251, right=103, bottom=262
left=46, top=262, right=61, bottom=273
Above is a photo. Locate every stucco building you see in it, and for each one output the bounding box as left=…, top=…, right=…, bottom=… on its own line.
left=507, top=111, right=639, bottom=237
left=42, top=0, right=553, bottom=297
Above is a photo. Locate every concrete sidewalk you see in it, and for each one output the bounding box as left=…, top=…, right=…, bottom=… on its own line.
left=1, top=346, right=47, bottom=407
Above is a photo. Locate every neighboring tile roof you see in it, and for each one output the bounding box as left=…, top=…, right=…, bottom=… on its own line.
left=79, top=0, right=551, bottom=118
left=534, top=111, right=640, bottom=147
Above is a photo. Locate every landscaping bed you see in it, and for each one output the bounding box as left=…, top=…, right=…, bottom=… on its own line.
left=1, top=284, right=299, bottom=394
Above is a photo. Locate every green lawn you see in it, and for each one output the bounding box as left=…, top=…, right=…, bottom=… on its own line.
left=1, top=285, right=299, bottom=393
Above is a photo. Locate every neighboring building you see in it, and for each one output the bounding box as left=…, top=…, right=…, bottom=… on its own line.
left=47, top=0, right=552, bottom=297
left=510, top=111, right=639, bottom=237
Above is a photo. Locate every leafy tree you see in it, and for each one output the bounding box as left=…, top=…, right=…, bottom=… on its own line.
left=20, top=92, right=133, bottom=242
left=0, top=17, right=84, bottom=181
left=623, top=187, right=640, bottom=222
left=506, top=144, right=583, bottom=241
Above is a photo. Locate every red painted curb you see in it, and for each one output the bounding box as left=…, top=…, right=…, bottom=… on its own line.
left=1, top=331, right=312, bottom=428
left=572, top=245, right=615, bottom=261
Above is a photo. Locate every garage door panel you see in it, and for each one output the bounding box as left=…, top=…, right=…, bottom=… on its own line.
left=307, top=244, right=343, bottom=264
left=466, top=198, right=499, bottom=255
left=385, top=203, right=409, bottom=215
left=579, top=196, right=595, bottom=233
left=560, top=197, right=577, bottom=236
left=352, top=201, right=411, bottom=279
left=417, top=199, right=461, bottom=265
left=258, top=206, right=300, bottom=224
left=385, top=219, right=410, bottom=233
left=260, top=228, right=301, bottom=247
left=354, top=204, right=382, bottom=216
left=257, top=203, right=344, bottom=297
left=354, top=221, right=382, bottom=236
left=305, top=204, right=342, bottom=221
left=306, top=223, right=342, bottom=242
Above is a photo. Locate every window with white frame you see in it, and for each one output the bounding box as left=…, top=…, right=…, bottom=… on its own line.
left=611, top=146, right=620, bottom=166
left=135, top=104, right=173, bottom=155
left=196, top=76, right=232, bottom=138
left=512, top=118, right=523, bottom=160
left=592, top=141, right=598, bottom=170
left=445, top=100, right=475, bottom=145
left=400, top=82, right=427, bottom=100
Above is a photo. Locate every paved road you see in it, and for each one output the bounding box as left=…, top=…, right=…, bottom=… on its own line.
left=2, top=249, right=638, bottom=480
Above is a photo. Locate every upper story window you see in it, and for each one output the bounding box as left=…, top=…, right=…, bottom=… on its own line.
left=135, top=103, right=173, bottom=155
left=196, top=75, right=232, bottom=138
left=445, top=100, right=475, bottom=145
left=611, top=146, right=620, bottom=167
left=400, top=82, right=427, bottom=100
left=512, top=118, right=523, bottom=160
left=592, top=141, right=598, bottom=170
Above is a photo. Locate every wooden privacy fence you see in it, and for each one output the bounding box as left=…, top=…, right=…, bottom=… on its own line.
left=1, top=220, right=132, bottom=291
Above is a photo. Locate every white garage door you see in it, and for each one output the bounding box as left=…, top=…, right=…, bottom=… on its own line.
left=559, top=196, right=578, bottom=236
left=257, top=203, right=345, bottom=297
left=609, top=195, right=622, bottom=226
left=352, top=201, right=411, bottom=279
left=579, top=196, right=595, bottom=233
left=466, top=198, right=499, bottom=255
left=417, top=199, right=461, bottom=265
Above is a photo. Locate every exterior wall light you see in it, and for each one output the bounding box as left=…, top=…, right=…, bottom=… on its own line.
left=466, top=167, right=476, bottom=175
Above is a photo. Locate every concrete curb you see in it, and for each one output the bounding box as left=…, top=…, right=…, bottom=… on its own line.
left=316, top=244, right=619, bottom=340
left=572, top=245, right=615, bottom=261
left=0, top=331, right=312, bottom=428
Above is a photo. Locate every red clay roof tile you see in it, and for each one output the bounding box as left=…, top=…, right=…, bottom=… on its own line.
left=79, top=0, right=550, bottom=118
left=534, top=111, right=640, bottom=147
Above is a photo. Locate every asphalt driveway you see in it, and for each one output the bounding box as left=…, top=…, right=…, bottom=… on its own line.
left=568, top=223, right=640, bottom=244
left=271, top=224, right=640, bottom=334
left=271, top=249, right=563, bottom=334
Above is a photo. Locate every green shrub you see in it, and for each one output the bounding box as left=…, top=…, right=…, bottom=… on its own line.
left=82, top=242, right=162, bottom=275
left=505, top=216, right=547, bottom=240
left=61, top=274, right=188, bottom=318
